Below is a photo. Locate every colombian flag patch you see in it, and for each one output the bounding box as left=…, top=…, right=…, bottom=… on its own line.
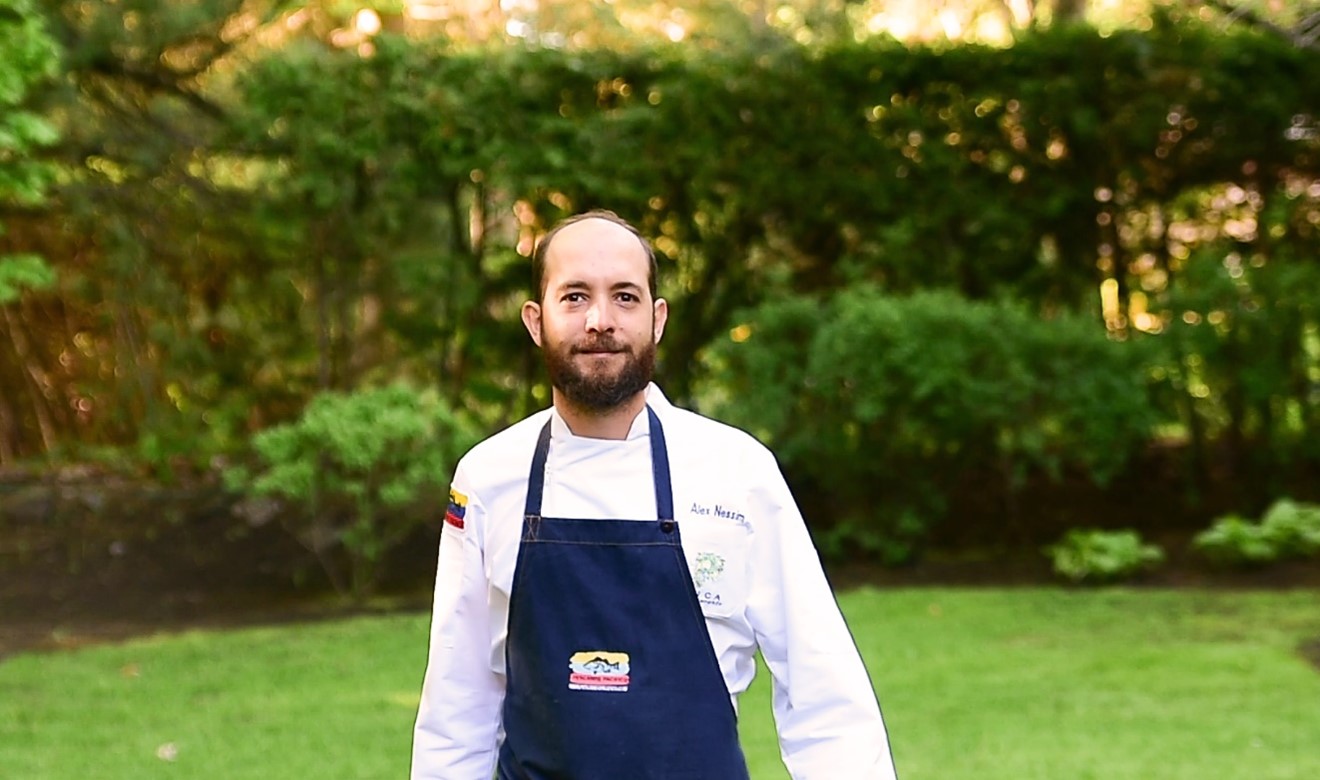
left=444, top=488, right=467, bottom=530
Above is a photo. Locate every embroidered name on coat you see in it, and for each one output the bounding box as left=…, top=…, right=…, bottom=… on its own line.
left=689, top=503, right=747, bottom=524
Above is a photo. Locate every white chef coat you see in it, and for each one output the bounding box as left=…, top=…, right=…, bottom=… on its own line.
left=411, top=384, right=898, bottom=780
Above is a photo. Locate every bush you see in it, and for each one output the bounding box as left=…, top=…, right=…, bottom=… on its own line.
left=226, top=384, right=477, bottom=599
left=815, top=511, right=929, bottom=567
left=1193, top=515, right=1278, bottom=566
left=1195, top=499, right=1320, bottom=566
left=1260, top=499, right=1320, bottom=557
left=1046, top=529, right=1165, bottom=584
left=703, top=288, right=1161, bottom=563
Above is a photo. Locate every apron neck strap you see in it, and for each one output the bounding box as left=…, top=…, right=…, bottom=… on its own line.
left=524, top=404, right=674, bottom=521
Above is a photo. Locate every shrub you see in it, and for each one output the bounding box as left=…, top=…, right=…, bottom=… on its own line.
left=703, top=288, right=1161, bottom=563
left=1046, top=529, right=1165, bottom=584
left=1259, top=499, right=1320, bottom=557
left=226, top=384, right=477, bottom=599
left=1195, top=499, right=1320, bottom=566
left=1193, top=515, right=1278, bottom=566
left=816, top=511, right=929, bottom=567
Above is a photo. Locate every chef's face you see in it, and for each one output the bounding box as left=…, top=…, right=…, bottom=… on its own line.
left=522, top=217, right=668, bottom=411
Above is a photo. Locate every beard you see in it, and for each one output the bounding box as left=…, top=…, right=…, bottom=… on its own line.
left=543, top=332, right=656, bottom=412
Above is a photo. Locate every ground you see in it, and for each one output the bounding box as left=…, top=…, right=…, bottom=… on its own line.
left=2, top=498, right=1318, bottom=661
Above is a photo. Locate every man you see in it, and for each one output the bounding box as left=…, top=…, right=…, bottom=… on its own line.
left=411, top=210, right=898, bottom=779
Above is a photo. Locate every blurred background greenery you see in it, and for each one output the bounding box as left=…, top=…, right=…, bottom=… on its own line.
left=4, top=4, right=1320, bottom=779
left=2, top=0, right=1320, bottom=595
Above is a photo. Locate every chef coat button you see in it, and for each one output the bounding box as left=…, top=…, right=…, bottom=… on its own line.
left=660, top=520, right=676, bottom=533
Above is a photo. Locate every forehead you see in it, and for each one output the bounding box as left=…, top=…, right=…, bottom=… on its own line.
left=542, top=218, right=650, bottom=287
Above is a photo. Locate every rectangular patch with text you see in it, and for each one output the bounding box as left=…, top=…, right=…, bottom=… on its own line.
left=568, top=650, right=631, bottom=692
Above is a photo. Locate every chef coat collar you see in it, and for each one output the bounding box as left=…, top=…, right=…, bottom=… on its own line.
left=548, top=382, right=671, bottom=442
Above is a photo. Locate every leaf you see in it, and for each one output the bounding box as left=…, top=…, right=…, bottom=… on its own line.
left=0, top=254, right=56, bottom=303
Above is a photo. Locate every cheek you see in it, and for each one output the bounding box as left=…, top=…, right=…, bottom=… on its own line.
left=540, top=315, right=577, bottom=345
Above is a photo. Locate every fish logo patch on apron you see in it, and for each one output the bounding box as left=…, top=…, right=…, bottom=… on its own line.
left=568, top=650, right=631, bottom=692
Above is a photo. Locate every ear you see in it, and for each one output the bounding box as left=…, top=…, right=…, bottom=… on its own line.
left=652, top=298, right=668, bottom=344
left=521, top=300, right=543, bottom=347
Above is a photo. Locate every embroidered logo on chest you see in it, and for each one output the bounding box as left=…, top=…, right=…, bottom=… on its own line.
left=693, top=552, right=726, bottom=588
left=693, top=551, right=728, bottom=610
left=568, top=651, right=631, bottom=693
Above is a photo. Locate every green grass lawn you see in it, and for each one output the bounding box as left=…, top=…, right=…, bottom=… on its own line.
left=2, top=588, right=1318, bottom=779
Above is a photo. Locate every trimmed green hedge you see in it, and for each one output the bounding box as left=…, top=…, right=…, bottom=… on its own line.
left=703, top=288, right=1160, bottom=561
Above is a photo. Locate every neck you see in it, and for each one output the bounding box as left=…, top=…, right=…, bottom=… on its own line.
left=552, top=389, right=647, bottom=440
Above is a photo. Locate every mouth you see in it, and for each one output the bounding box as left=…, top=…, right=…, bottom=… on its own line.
left=572, top=343, right=625, bottom=356
left=575, top=352, right=624, bottom=363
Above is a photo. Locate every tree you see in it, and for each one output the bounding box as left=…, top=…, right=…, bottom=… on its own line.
left=1, top=0, right=295, bottom=465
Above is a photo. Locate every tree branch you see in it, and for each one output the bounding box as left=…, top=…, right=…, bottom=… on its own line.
left=84, top=57, right=228, bottom=121
left=1199, top=0, right=1320, bottom=50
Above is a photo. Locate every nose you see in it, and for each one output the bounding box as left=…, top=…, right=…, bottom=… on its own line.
left=585, top=302, right=614, bottom=333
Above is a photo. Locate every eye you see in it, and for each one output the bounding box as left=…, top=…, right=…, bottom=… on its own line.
left=562, top=292, right=587, bottom=303
left=616, top=292, right=640, bottom=304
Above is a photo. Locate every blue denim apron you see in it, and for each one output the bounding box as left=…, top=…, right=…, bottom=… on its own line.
left=496, top=406, right=751, bottom=779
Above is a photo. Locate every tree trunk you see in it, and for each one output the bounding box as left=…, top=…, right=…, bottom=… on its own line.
left=3, top=306, right=58, bottom=454
left=314, top=233, right=332, bottom=391
left=0, top=385, right=17, bottom=463
left=1223, top=321, right=1249, bottom=495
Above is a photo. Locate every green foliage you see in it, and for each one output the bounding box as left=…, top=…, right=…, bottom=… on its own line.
left=1260, top=499, right=1320, bottom=557
left=0, top=0, right=59, bottom=172
left=1194, top=514, right=1283, bottom=566
left=228, top=34, right=543, bottom=419
left=1161, top=248, right=1320, bottom=483
left=704, top=288, right=1160, bottom=561
left=815, top=510, right=930, bottom=567
left=225, top=384, right=477, bottom=598
left=0, top=252, right=55, bottom=304
left=1195, top=499, right=1320, bottom=566
left=1046, top=528, right=1165, bottom=584
left=1, top=5, right=1318, bottom=558
left=0, top=0, right=60, bottom=299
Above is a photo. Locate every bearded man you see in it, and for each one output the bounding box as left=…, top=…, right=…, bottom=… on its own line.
left=410, top=210, right=899, bottom=780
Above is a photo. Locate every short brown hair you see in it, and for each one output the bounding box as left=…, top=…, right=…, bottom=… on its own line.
left=531, top=210, right=657, bottom=302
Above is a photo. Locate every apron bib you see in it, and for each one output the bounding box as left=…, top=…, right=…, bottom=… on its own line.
left=497, top=406, right=750, bottom=780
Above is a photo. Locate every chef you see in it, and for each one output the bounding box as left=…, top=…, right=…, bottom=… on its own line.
left=411, top=210, right=898, bottom=779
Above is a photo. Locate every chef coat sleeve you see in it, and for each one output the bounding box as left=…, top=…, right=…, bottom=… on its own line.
left=411, top=469, right=504, bottom=780
left=745, top=449, right=899, bottom=780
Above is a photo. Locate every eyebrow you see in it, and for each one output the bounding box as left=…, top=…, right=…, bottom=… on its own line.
left=555, top=280, right=644, bottom=294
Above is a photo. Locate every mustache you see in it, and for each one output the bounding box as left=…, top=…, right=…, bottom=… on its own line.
left=570, top=337, right=628, bottom=354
